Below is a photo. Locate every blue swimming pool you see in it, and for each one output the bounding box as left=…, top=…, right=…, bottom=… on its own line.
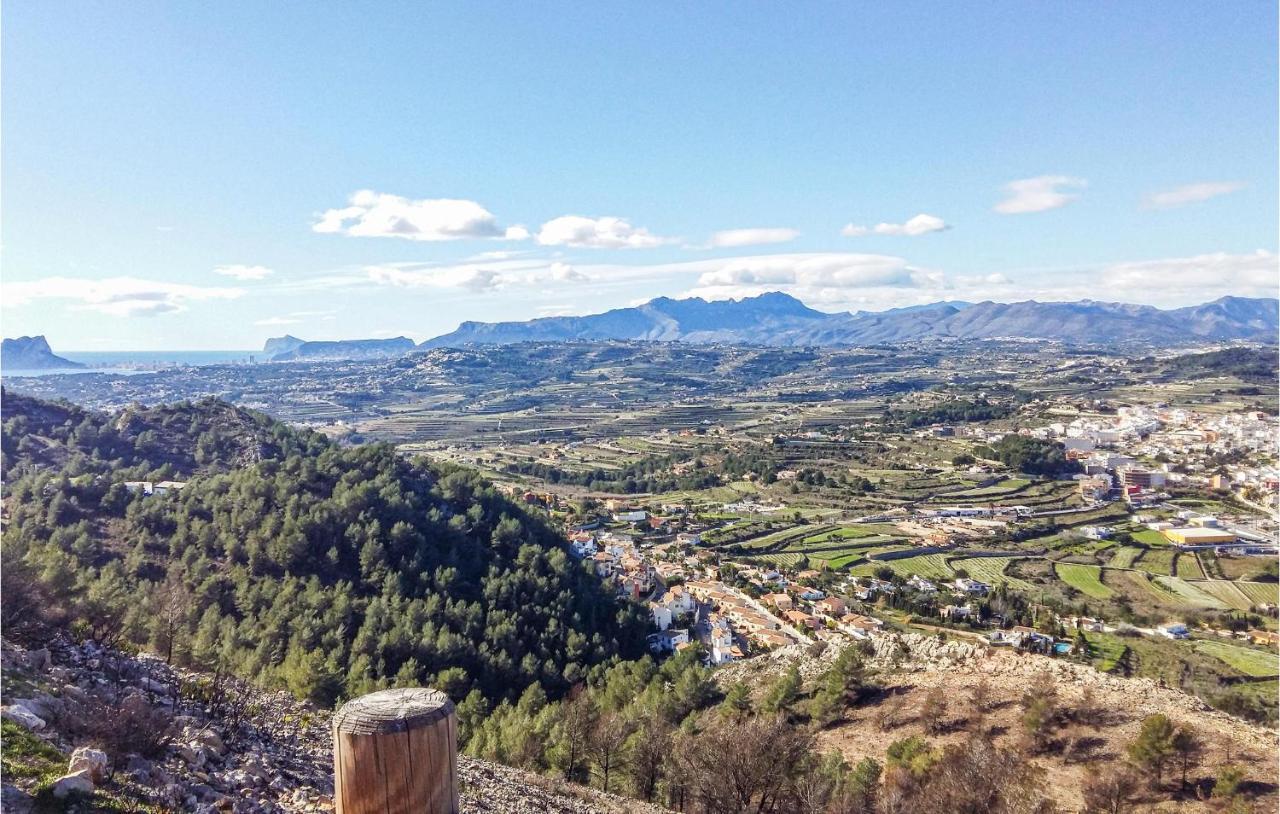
left=1053, top=642, right=1072, bottom=654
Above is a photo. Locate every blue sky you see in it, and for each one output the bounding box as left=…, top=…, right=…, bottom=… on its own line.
left=3, top=2, right=1277, bottom=349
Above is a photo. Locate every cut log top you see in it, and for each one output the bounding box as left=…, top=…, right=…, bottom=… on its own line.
left=333, top=688, right=455, bottom=735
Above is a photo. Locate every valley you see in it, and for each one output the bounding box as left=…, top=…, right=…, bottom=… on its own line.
left=2, top=338, right=1277, bottom=812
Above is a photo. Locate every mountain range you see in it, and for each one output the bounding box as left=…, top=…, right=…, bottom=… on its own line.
left=1, top=335, right=85, bottom=371
left=394, top=292, right=1276, bottom=352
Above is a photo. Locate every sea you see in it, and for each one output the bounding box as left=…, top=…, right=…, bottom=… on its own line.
left=2, top=350, right=258, bottom=378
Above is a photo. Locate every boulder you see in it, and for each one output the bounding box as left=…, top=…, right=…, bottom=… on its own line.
left=1, top=783, right=34, bottom=813
left=1, top=705, right=45, bottom=731
left=51, top=770, right=94, bottom=799
left=68, top=746, right=110, bottom=782
left=177, top=742, right=208, bottom=768
left=26, top=648, right=51, bottom=672
left=12, top=695, right=57, bottom=719
left=195, top=729, right=226, bottom=756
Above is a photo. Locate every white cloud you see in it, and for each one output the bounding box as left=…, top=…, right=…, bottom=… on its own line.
left=841, top=213, right=948, bottom=237
left=536, top=215, right=669, bottom=249
left=254, top=309, right=336, bottom=327
left=692, top=252, right=925, bottom=289
left=313, top=190, right=516, bottom=241
left=994, top=175, right=1086, bottom=214
left=705, top=228, right=800, bottom=248
left=929, top=250, right=1279, bottom=308
left=215, top=264, right=274, bottom=281
left=366, top=264, right=504, bottom=292
left=1143, top=181, right=1245, bottom=210
left=1102, top=250, right=1277, bottom=296
left=549, top=262, right=587, bottom=282
left=361, top=258, right=594, bottom=293
left=2, top=276, right=243, bottom=317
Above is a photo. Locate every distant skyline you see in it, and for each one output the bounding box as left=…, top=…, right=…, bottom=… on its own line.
left=3, top=3, right=1277, bottom=349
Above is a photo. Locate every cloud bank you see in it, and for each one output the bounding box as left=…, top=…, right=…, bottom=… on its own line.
left=2, top=277, right=243, bottom=317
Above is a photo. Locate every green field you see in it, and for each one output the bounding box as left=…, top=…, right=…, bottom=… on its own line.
left=1107, top=546, right=1143, bottom=568
left=1056, top=563, right=1115, bottom=599
left=1112, top=570, right=1194, bottom=609
left=1130, top=529, right=1171, bottom=546
left=799, top=525, right=888, bottom=543
left=1134, top=548, right=1176, bottom=576
left=1174, top=553, right=1205, bottom=580
left=849, top=553, right=954, bottom=580
left=947, top=478, right=1031, bottom=497
left=1194, top=640, right=1280, bottom=677
left=1194, top=580, right=1257, bottom=611
left=1082, top=631, right=1128, bottom=672
left=1236, top=581, right=1280, bottom=606
left=1153, top=577, right=1227, bottom=609
left=951, top=556, right=1036, bottom=591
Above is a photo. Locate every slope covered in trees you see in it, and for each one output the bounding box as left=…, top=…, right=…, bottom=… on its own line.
left=1, top=393, right=647, bottom=707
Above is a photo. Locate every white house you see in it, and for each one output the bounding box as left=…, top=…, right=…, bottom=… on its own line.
left=953, top=577, right=990, bottom=595
left=907, top=575, right=937, bottom=593
left=647, top=628, right=690, bottom=654
left=649, top=602, right=673, bottom=632
left=707, top=616, right=737, bottom=665
left=661, top=586, right=696, bottom=617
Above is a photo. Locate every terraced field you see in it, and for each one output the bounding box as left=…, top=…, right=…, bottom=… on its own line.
left=1130, top=529, right=1171, bottom=546
left=950, top=556, right=1036, bottom=591
left=849, top=553, right=954, bottom=580
left=744, top=552, right=805, bottom=569
left=1194, top=640, right=1280, bottom=677
left=1153, top=577, right=1228, bottom=609
left=945, top=478, right=1031, bottom=498
left=1082, top=631, right=1129, bottom=672
left=1055, top=563, right=1115, bottom=599
left=1174, top=553, right=1205, bottom=580
left=1112, top=570, right=1196, bottom=609
left=1195, top=580, right=1258, bottom=611
left=1107, top=547, right=1143, bottom=568
left=736, top=525, right=822, bottom=550
left=1236, top=581, right=1280, bottom=606
left=1134, top=548, right=1176, bottom=576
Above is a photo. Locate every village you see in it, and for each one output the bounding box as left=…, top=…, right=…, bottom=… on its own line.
left=494, top=485, right=1280, bottom=675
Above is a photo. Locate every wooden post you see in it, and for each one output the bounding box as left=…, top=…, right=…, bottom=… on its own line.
left=333, top=687, right=459, bottom=814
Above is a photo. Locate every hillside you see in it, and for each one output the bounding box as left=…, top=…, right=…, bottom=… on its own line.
left=1, top=394, right=647, bottom=710
left=262, top=336, right=416, bottom=361
left=1, top=636, right=664, bottom=813
left=717, top=635, right=1279, bottom=814
left=1, top=390, right=321, bottom=476
left=1, top=336, right=84, bottom=371
left=422, top=293, right=1280, bottom=349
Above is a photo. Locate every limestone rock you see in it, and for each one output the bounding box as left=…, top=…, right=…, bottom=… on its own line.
left=68, top=746, right=110, bottom=782
left=0, top=704, right=45, bottom=731
left=50, top=770, right=94, bottom=799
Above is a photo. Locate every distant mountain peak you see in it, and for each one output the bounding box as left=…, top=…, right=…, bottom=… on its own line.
left=419, top=292, right=1279, bottom=349
left=2, top=335, right=85, bottom=371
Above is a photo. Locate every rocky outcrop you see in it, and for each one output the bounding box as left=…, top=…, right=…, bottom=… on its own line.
left=1, top=336, right=84, bottom=370
left=1, top=637, right=665, bottom=813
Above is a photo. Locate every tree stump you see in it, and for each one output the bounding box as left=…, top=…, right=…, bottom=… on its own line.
left=333, top=687, right=459, bottom=814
